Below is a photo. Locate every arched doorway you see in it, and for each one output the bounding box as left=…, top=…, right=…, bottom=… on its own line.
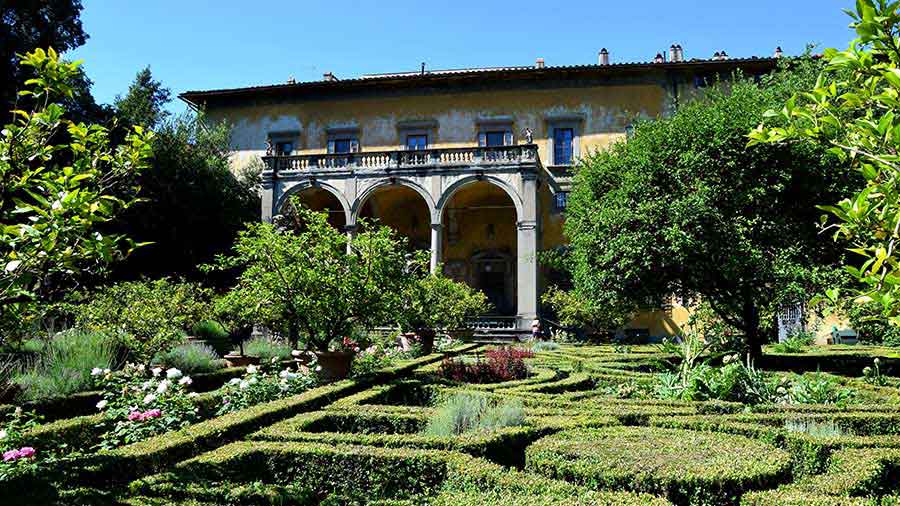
left=356, top=184, right=431, bottom=251
left=279, top=186, right=348, bottom=230
left=440, top=180, right=518, bottom=315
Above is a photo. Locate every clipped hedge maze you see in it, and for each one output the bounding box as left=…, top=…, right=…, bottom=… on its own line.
left=11, top=344, right=900, bottom=505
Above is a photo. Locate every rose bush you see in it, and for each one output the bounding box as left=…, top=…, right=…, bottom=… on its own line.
left=93, top=364, right=199, bottom=450
left=217, top=358, right=318, bottom=415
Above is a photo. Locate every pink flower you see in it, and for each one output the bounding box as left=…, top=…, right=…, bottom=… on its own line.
left=3, top=449, right=18, bottom=462
left=2, top=447, right=35, bottom=462
left=145, top=409, right=162, bottom=419
left=127, top=411, right=143, bottom=421
left=17, top=447, right=34, bottom=458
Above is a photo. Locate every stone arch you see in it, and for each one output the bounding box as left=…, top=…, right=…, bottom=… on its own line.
left=274, top=180, right=352, bottom=225
left=350, top=178, right=436, bottom=226
left=435, top=175, right=524, bottom=223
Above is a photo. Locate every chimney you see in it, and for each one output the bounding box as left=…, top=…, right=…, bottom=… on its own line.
left=654, top=53, right=665, bottom=64
left=669, top=45, right=678, bottom=63
left=535, top=57, right=545, bottom=68
left=676, top=44, right=684, bottom=62
left=774, top=46, right=784, bottom=58
left=323, top=72, right=337, bottom=82
left=599, top=48, right=610, bottom=65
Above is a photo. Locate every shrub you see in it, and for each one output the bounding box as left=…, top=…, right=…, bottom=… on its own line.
left=74, top=278, right=211, bottom=364
left=242, top=335, right=292, bottom=362
left=526, top=426, right=791, bottom=505
left=93, top=363, right=200, bottom=450
left=191, top=320, right=231, bottom=356
left=423, top=393, right=525, bottom=437
left=438, top=347, right=532, bottom=384
left=217, top=361, right=318, bottom=415
left=154, top=342, right=225, bottom=374
left=790, top=372, right=855, bottom=406
left=771, top=330, right=814, bottom=354
left=12, top=330, right=118, bottom=401
left=531, top=341, right=560, bottom=352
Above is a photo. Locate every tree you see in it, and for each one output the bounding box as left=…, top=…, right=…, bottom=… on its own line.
left=107, top=112, right=259, bottom=283
left=207, top=204, right=409, bottom=351
left=0, top=48, right=153, bottom=345
left=114, top=67, right=171, bottom=130
left=394, top=254, right=489, bottom=350
left=1, top=1, right=88, bottom=108
left=751, top=0, right=900, bottom=328
left=565, top=60, right=856, bottom=358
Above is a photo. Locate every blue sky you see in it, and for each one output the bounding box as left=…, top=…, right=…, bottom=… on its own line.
left=69, top=0, right=853, bottom=114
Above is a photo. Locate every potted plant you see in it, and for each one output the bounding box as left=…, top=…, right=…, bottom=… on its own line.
left=396, top=257, right=489, bottom=354
left=205, top=203, right=409, bottom=380
left=210, top=291, right=261, bottom=367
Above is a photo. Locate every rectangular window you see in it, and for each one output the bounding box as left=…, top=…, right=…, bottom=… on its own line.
left=553, top=128, right=574, bottom=165
left=554, top=191, right=569, bottom=212
left=484, top=131, right=506, bottom=147
left=406, top=134, right=427, bottom=150
left=274, top=141, right=293, bottom=156
left=329, top=138, right=359, bottom=154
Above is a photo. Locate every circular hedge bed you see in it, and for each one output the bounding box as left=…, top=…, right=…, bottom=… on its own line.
left=525, top=426, right=791, bottom=506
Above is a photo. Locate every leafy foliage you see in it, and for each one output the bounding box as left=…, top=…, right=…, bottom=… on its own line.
left=153, top=341, right=224, bottom=374
left=207, top=204, right=408, bottom=351
left=241, top=335, right=292, bottom=362
left=751, top=1, right=900, bottom=328
left=73, top=278, right=211, bottom=364
left=0, top=49, right=153, bottom=346
left=113, top=66, right=171, bottom=129
left=217, top=361, right=318, bottom=415
left=395, top=256, right=489, bottom=333
left=566, top=58, right=854, bottom=357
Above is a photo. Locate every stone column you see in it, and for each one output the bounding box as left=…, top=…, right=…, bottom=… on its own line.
left=516, top=174, right=540, bottom=329
left=430, top=223, right=443, bottom=274
left=345, top=224, right=358, bottom=255
left=261, top=177, right=276, bottom=223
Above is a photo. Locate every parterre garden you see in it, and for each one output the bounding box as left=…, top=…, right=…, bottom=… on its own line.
left=5, top=341, right=900, bottom=505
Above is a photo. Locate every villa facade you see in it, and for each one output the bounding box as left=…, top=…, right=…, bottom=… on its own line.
left=181, top=49, right=779, bottom=335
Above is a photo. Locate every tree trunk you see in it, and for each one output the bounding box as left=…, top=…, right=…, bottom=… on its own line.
left=287, top=320, right=300, bottom=350
left=743, top=299, right=763, bottom=362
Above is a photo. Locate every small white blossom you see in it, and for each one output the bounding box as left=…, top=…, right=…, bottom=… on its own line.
left=141, top=380, right=153, bottom=391
left=165, top=368, right=182, bottom=380
left=247, top=377, right=258, bottom=385
left=0, top=429, right=7, bottom=440
left=14, top=407, right=22, bottom=416
left=96, top=400, right=108, bottom=410
left=291, top=350, right=302, bottom=357
left=151, top=367, right=163, bottom=377
left=270, top=357, right=278, bottom=364
left=156, top=380, right=170, bottom=394
left=246, top=364, right=258, bottom=374
left=188, top=392, right=199, bottom=398
left=228, top=378, right=241, bottom=385
left=91, top=368, right=104, bottom=376
left=179, top=376, right=192, bottom=386
left=315, top=365, right=322, bottom=372
left=143, top=394, right=156, bottom=405
left=239, top=380, right=250, bottom=390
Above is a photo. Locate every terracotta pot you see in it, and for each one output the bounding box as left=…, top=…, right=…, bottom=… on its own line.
left=224, top=354, right=259, bottom=368
left=315, top=350, right=355, bottom=381
left=416, top=329, right=436, bottom=355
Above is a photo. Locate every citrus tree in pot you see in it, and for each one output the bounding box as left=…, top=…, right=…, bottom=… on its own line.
left=396, top=256, right=490, bottom=354
left=207, top=201, right=407, bottom=380
left=209, top=291, right=262, bottom=367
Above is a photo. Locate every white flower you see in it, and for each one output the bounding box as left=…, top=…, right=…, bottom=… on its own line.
left=96, top=400, right=108, bottom=410
left=103, top=368, right=111, bottom=375
left=270, top=357, right=278, bottom=364
left=0, top=429, right=7, bottom=440
left=14, top=407, right=22, bottom=416
left=279, top=370, right=288, bottom=379
left=156, top=380, right=170, bottom=394
left=135, top=364, right=146, bottom=372
left=91, top=367, right=104, bottom=376
left=246, top=364, right=258, bottom=374
left=142, top=394, right=156, bottom=404
left=247, top=377, right=258, bottom=385
left=291, top=350, right=302, bottom=357
left=315, top=365, right=322, bottom=372
left=179, top=376, right=192, bottom=386
left=228, top=378, right=241, bottom=385
left=151, top=367, right=163, bottom=377
left=141, top=380, right=153, bottom=391
left=188, top=392, right=199, bottom=398
left=239, top=380, right=250, bottom=390
left=166, top=368, right=182, bottom=380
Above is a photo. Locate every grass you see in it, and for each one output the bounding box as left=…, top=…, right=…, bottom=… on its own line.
left=12, top=329, right=119, bottom=401
left=154, top=341, right=225, bottom=374
left=422, top=392, right=525, bottom=436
